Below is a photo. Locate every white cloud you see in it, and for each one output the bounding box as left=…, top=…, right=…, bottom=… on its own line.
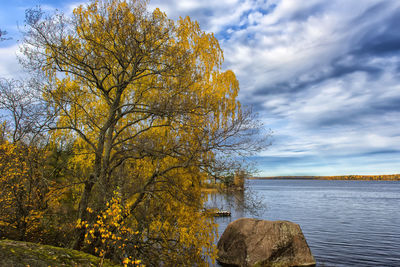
left=64, top=1, right=87, bottom=15
left=0, top=44, right=25, bottom=79
left=2, top=0, right=400, bottom=175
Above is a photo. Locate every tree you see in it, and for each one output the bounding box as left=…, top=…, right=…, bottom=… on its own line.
left=0, top=79, right=55, bottom=242
left=0, top=62, right=76, bottom=247
left=0, top=29, right=11, bottom=41
left=21, top=0, right=265, bottom=264
left=0, top=136, right=49, bottom=241
left=0, top=78, right=48, bottom=144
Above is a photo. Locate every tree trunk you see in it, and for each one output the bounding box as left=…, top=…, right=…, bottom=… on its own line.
left=70, top=176, right=95, bottom=250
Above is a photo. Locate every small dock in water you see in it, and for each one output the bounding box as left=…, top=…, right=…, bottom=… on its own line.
left=213, top=210, right=231, bottom=217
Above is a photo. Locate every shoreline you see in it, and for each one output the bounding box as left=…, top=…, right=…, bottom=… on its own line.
left=249, top=174, right=400, bottom=181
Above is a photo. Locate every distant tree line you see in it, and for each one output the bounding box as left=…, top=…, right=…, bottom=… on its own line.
left=253, top=175, right=400, bottom=181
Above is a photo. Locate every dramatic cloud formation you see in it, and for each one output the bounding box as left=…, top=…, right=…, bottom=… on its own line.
left=1, top=0, right=400, bottom=175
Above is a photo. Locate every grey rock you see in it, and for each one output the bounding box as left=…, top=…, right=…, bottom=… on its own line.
left=217, top=218, right=316, bottom=267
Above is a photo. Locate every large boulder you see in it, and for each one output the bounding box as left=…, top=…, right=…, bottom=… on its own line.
left=217, top=218, right=316, bottom=267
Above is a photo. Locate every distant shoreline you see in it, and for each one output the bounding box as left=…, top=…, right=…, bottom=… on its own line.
left=249, top=174, right=400, bottom=181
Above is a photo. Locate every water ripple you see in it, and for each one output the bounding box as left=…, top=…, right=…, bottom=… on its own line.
left=213, top=180, right=400, bottom=266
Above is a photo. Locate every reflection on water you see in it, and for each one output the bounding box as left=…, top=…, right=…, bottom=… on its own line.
left=206, top=190, right=245, bottom=219
left=209, top=180, right=400, bottom=267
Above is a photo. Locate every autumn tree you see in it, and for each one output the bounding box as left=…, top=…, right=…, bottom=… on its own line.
left=0, top=78, right=57, bottom=242
left=0, top=136, right=50, bottom=241
left=0, top=70, right=81, bottom=245
left=21, top=0, right=264, bottom=264
left=0, top=28, right=79, bottom=247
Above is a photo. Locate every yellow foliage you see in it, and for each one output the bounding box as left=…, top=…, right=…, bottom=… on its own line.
left=23, top=0, right=249, bottom=265
left=0, top=138, right=52, bottom=241
left=84, top=191, right=144, bottom=266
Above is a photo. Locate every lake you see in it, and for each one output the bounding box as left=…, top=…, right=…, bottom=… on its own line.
left=209, top=179, right=400, bottom=266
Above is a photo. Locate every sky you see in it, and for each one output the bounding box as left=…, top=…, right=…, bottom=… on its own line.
left=1, top=0, right=400, bottom=176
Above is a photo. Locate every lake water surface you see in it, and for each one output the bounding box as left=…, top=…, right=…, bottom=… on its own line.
left=210, top=179, right=400, bottom=266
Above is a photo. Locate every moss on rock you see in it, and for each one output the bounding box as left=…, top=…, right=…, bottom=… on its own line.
left=0, top=239, right=121, bottom=267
